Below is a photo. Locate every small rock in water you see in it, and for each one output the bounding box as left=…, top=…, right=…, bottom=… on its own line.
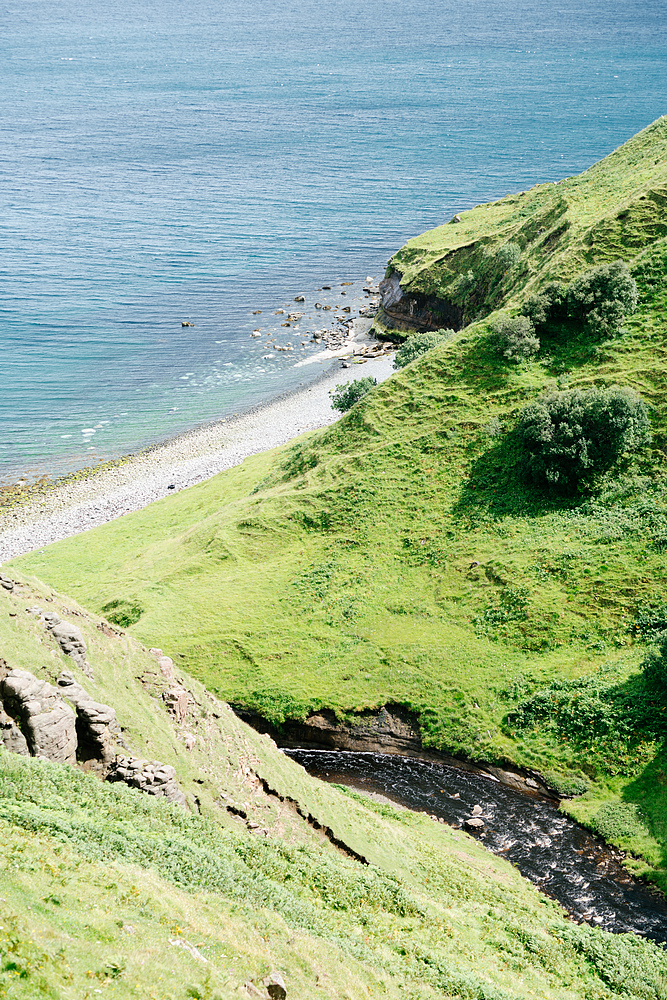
left=294, top=295, right=305, bottom=302
left=321, top=285, right=331, bottom=290
left=525, top=777, right=539, bottom=789
left=472, top=804, right=483, bottom=816
left=250, top=332, right=261, bottom=338
left=181, top=320, right=194, bottom=327
left=341, top=362, right=351, bottom=368
left=451, top=792, right=460, bottom=799
left=252, top=309, right=262, bottom=314
left=464, top=817, right=485, bottom=830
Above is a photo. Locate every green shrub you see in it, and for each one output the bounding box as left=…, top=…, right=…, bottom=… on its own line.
left=630, top=601, right=667, bottom=640
left=329, top=377, right=377, bottom=412
left=495, top=242, right=521, bottom=272
left=393, top=329, right=455, bottom=369
left=541, top=771, right=590, bottom=797
left=642, top=634, right=667, bottom=698
left=516, top=385, right=650, bottom=492
left=521, top=262, right=637, bottom=339
left=566, top=260, right=638, bottom=338
left=521, top=281, right=567, bottom=328
left=492, top=314, right=540, bottom=361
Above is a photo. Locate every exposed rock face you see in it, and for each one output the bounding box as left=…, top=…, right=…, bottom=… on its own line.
left=0, top=703, right=29, bottom=755
left=163, top=687, right=188, bottom=723
left=107, top=756, right=187, bottom=807
left=238, top=704, right=554, bottom=798
left=56, top=670, right=119, bottom=763
left=0, top=670, right=77, bottom=764
left=44, top=615, right=92, bottom=677
left=378, top=270, right=463, bottom=333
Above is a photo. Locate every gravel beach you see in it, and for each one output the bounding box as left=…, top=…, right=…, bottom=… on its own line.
left=0, top=355, right=395, bottom=562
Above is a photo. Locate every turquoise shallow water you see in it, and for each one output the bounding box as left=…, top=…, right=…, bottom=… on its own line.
left=1, top=0, right=666, bottom=483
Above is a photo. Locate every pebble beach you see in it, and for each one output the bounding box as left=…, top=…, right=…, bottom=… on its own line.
left=0, top=354, right=395, bottom=563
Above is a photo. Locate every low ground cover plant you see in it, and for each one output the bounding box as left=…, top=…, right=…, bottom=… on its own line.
left=516, top=385, right=650, bottom=492
left=330, top=377, right=377, bottom=412
left=393, top=329, right=455, bottom=369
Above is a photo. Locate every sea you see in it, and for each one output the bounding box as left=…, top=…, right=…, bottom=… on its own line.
left=1, top=0, right=666, bottom=485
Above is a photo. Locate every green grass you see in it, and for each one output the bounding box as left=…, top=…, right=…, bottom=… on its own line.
left=9, top=119, right=667, bottom=891
left=3, top=750, right=667, bottom=1000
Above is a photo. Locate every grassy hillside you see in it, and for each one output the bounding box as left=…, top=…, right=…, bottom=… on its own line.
left=10, top=119, right=667, bottom=889
left=5, top=576, right=666, bottom=998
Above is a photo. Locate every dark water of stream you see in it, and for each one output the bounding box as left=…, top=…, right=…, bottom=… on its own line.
left=287, top=749, right=667, bottom=943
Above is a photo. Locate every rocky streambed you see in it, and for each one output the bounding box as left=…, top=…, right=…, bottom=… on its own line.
left=239, top=706, right=667, bottom=942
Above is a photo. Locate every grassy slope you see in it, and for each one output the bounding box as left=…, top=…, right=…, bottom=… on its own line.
left=10, top=118, right=667, bottom=885
left=4, top=579, right=664, bottom=999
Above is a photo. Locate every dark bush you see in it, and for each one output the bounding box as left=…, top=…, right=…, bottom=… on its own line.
left=521, top=281, right=567, bottom=328
left=492, top=313, right=540, bottom=361
left=566, top=260, right=638, bottom=338
left=520, top=263, right=637, bottom=339
left=642, top=633, right=667, bottom=699
left=516, top=385, right=650, bottom=492
left=329, top=377, right=377, bottom=412
left=393, top=329, right=455, bottom=369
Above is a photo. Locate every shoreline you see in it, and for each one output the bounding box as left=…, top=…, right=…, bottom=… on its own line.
left=0, top=353, right=395, bottom=563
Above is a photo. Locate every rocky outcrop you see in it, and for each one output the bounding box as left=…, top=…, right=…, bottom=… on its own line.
left=43, top=613, right=92, bottom=677
left=56, top=670, right=119, bottom=763
left=378, top=271, right=463, bottom=334
left=0, top=670, right=77, bottom=764
left=107, top=756, right=187, bottom=807
left=238, top=703, right=555, bottom=799
left=0, top=573, right=14, bottom=592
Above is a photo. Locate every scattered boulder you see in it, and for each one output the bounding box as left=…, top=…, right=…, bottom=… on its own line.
left=0, top=574, right=14, bottom=592
left=107, top=755, right=187, bottom=807
left=471, top=804, right=483, bottom=816
left=1, top=670, right=77, bottom=764
left=56, top=670, right=119, bottom=763
left=163, top=687, right=188, bottom=723
left=265, top=972, right=287, bottom=999
left=450, top=214, right=462, bottom=223
left=158, top=655, right=175, bottom=680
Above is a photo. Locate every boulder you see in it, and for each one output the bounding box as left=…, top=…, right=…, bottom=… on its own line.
left=464, top=817, right=485, bottom=830
left=265, top=972, right=287, bottom=999
left=56, top=670, right=119, bottom=763
left=0, top=704, right=29, bottom=755
left=107, top=755, right=187, bottom=808
left=157, top=655, right=174, bottom=680
left=1, top=670, right=76, bottom=764
left=0, top=574, right=14, bottom=592
left=163, top=687, right=188, bottom=723
left=47, top=620, right=91, bottom=676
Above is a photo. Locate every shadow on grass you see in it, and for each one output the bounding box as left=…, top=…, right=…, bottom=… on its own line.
left=451, top=431, right=586, bottom=522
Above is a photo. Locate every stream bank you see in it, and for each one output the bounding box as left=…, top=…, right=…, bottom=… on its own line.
left=237, top=706, right=667, bottom=942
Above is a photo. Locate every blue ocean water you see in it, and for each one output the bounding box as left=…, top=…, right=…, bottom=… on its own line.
left=1, top=0, right=666, bottom=483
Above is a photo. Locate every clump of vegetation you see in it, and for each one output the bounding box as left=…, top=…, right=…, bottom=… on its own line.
left=630, top=601, right=667, bottom=640
left=393, top=329, right=455, bottom=369
left=329, top=377, right=377, bottom=412
left=494, top=242, right=521, bottom=272
left=590, top=801, right=650, bottom=841
left=101, top=598, right=143, bottom=628
left=642, top=633, right=667, bottom=698
left=521, top=261, right=638, bottom=339
left=491, top=313, right=540, bottom=361
left=516, top=385, right=650, bottom=492
left=566, top=260, right=639, bottom=338
left=507, top=668, right=661, bottom=777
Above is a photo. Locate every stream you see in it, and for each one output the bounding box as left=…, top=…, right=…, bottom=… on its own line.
left=287, top=749, right=667, bottom=943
